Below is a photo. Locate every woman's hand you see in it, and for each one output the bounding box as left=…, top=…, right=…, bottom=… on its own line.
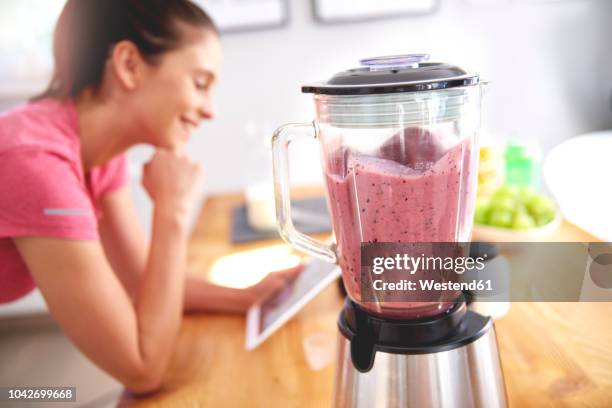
left=243, top=265, right=303, bottom=306
left=141, top=149, right=204, bottom=220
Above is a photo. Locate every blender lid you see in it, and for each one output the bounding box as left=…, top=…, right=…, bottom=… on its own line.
left=302, top=54, right=479, bottom=95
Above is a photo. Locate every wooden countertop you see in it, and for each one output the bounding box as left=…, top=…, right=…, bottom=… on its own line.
left=119, top=190, right=612, bottom=407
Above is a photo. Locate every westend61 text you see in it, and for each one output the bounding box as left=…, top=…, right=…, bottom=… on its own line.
left=373, top=279, right=493, bottom=292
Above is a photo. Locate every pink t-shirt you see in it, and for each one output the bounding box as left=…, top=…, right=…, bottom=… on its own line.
left=0, top=98, right=128, bottom=303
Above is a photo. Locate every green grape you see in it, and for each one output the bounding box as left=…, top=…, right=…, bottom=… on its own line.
left=515, top=201, right=528, bottom=214
left=485, top=185, right=557, bottom=229
left=512, top=212, right=536, bottom=230
left=494, top=185, right=519, bottom=199
left=527, top=195, right=556, bottom=216
left=489, top=210, right=513, bottom=228
left=490, top=196, right=516, bottom=213
left=474, top=201, right=490, bottom=224
left=517, top=186, right=536, bottom=202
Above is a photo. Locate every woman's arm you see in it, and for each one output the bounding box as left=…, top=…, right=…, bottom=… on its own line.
left=97, top=184, right=149, bottom=301
left=15, top=210, right=188, bottom=394
left=98, top=183, right=300, bottom=314
left=15, top=149, right=202, bottom=394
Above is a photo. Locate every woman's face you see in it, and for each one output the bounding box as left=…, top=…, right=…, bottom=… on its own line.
left=131, top=29, right=223, bottom=150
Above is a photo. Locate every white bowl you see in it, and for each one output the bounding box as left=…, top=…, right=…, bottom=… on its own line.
left=471, top=211, right=563, bottom=242
left=543, top=131, right=612, bottom=242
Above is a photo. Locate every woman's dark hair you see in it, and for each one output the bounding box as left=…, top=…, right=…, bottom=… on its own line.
left=34, top=0, right=218, bottom=100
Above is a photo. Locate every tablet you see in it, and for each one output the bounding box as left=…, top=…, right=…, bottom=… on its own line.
left=245, top=258, right=342, bottom=350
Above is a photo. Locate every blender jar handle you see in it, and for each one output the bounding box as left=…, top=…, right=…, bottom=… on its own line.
left=271, top=122, right=337, bottom=264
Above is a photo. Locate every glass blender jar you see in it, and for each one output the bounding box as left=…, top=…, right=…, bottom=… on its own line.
left=272, top=54, right=483, bottom=320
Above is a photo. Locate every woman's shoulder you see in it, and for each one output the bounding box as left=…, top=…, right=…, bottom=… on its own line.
left=0, top=98, right=79, bottom=157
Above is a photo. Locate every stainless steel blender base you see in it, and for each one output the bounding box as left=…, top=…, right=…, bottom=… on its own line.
left=333, top=323, right=507, bottom=408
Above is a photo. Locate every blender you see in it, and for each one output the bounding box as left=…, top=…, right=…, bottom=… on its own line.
left=272, top=54, right=507, bottom=407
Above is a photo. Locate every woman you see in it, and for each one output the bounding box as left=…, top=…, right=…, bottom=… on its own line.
left=0, top=0, right=298, bottom=394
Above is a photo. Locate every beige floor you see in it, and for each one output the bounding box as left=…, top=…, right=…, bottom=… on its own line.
left=0, top=315, right=123, bottom=408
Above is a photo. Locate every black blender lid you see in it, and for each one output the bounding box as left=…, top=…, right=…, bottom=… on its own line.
left=302, top=54, right=479, bottom=95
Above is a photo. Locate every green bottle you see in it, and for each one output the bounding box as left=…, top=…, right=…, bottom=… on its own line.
left=503, top=143, right=541, bottom=190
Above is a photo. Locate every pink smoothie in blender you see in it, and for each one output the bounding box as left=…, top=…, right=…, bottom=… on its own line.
left=271, top=56, right=505, bottom=408
left=325, top=127, right=477, bottom=319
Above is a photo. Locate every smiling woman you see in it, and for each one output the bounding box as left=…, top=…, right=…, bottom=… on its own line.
left=0, top=0, right=299, bottom=395
left=35, top=0, right=222, bottom=153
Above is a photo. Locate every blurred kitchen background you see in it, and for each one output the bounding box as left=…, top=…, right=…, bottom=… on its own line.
left=1, top=0, right=611, bottom=405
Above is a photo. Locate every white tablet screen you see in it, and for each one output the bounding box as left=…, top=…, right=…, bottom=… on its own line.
left=246, top=258, right=341, bottom=350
